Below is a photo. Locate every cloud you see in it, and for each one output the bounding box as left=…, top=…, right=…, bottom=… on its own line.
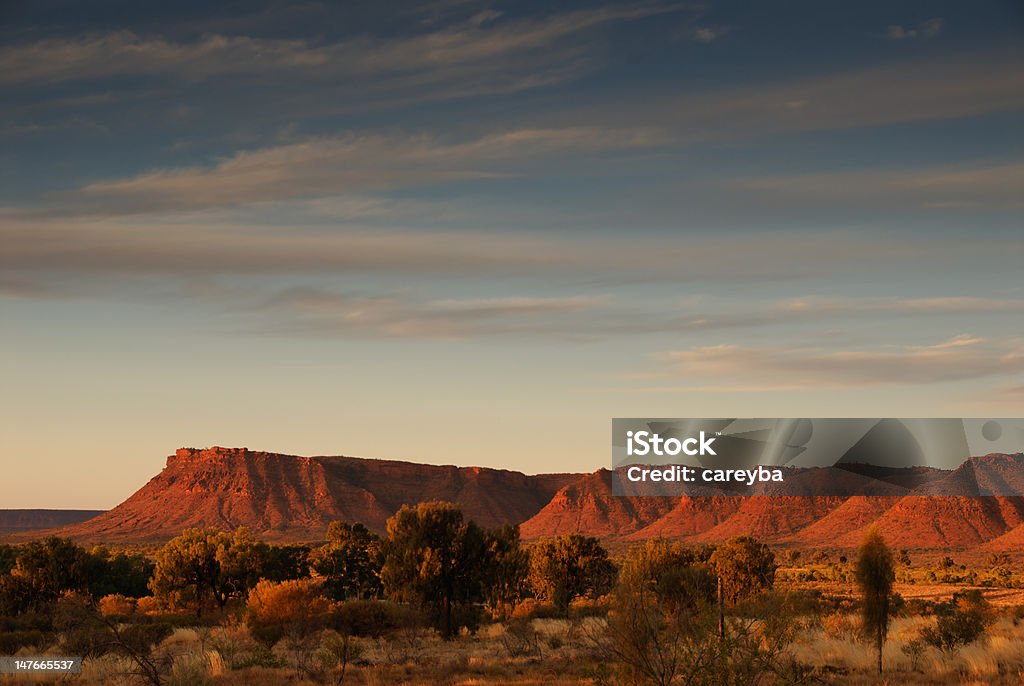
left=731, top=161, right=1024, bottom=210
left=691, top=26, right=730, bottom=43
left=566, top=49, right=1024, bottom=138
left=886, top=18, right=944, bottom=40
left=660, top=335, right=1024, bottom=388
left=0, top=4, right=680, bottom=100
left=0, top=276, right=70, bottom=299
left=63, top=127, right=672, bottom=214
left=212, top=285, right=612, bottom=340
left=5, top=215, right=1017, bottom=284
left=777, top=296, right=1024, bottom=317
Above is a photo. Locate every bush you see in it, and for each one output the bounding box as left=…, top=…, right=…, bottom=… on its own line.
left=246, top=579, right=331, bottom=645
left=329, top=599, right=421, bottom=637
left=0, top=629, right=48, bottom=654
left=920, top=589, right=994, bottom=652
left=99, top=593, right=137, bottom=618
left=501, top=617, right=541, bottom=657
left=510, top=598, right=561, bottom=620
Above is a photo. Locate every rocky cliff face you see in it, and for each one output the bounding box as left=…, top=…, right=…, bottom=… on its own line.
left=51, top=448, right=1024, bottom=551
left=57, top=447, right=579, bottom=542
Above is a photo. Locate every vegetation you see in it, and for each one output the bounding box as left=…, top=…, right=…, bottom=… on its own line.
left=528, top=533, right=616, bottom=615
left=1, top=507, right=1023, bottom=685
left=855, top=528, right=895, bottom=674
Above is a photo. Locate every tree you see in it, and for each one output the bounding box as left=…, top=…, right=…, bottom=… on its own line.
left=481, top=523, right=529, bottom=620
left=855, top=528, right=895, bottom=674
left=380, top=501, right=490, bottom=638
left=0, top=544, right=16, bottom=575
left=88, top=547, right=155, bottom=598
left=708, top=537, right=776, bottom=606
left=602, top=544, right=804, bottom=686
left=150, top=528, right=277, bottom=614
left=310, top=522, right=383, bottom=600
left=261, top=544, right=311, bottom=582
left=150, top=529, right=227, bottom=614
left=620, top=539, right=716, bottom=618
left=12, top=537, right=95, bottom=601
left=528, top=534, right=616, bottom=615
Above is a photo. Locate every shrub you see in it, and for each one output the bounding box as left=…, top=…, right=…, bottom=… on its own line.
left=0, top=629, right=47, bottom=654
left=330, top=599, right=419, bottom=637
left=246, top=579, right=331, bottom=645
left=920, top=589, right=994, bottom=653
left=501, top=617, right=541, bottom=657
left=510, top=598, right=561, bottom=620
left=99, top=593, right=137, bottom=618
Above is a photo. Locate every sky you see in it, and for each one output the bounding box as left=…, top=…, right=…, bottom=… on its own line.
left=1, top=0, right=1022, bottom=508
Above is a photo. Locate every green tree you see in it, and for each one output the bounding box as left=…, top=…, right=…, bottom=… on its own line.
left=310, top=522, right=382, bottom=600
left=0, top=544, right=16, bottom=575
left=380, top=501, right=490, bottom=638
left=620, top=539, right=716, bottom=618
left=12, top=537, right=95, bottom=601
left=855, top=528, right=895, bottom=674
left=528, top=534, right=616, bottom=615
left=481, top=523, right=529, bottom=619
left=261, top=544, right=311, bottom=582
left=150, top=528, right=227, bottom=614
left=87, top=547, right=155, bottom=598
left=708, top=536, right=776, bottom=606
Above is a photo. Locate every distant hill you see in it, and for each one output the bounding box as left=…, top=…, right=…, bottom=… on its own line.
left=42, top=447, right=1024, bottom=551
left=0, top=509, right=104, bottom=533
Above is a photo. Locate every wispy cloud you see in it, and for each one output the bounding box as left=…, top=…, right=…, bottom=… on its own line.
left=690, top=26, right=730, bottom=43
left=571, top=50, right=1024, bottom=138
left=657, top=334, right=1024, bottom=388
left=886, top=18, right=944, bottom=41
left=62, top=127, right=672, bottom=214
left=5, top=216, right=1017, bottom=284
left=732, top=161, right=1024, bottom=210
left=0, top=4, right=681, bottom=109
left=252, top=289, right=609, bottom=339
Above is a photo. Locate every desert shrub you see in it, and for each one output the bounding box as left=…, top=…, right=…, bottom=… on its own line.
left=501, top=617, right=542, bottom=657
left=920, top=589, right=994, bottom=652
left=569, top=596, right=611, bottom=618
left=135, top=595, right=163, bottom=614
left=329, top=599, right=419, bottom=637
left=0, top=629, right=48, bottom=654
left=207, top=619, right=275, bottom=670
left=99, top=593, right=137, bottom=618
left=599, top=571, right=807, bottom=686
left=511, top=598, right=561, bottom=620
left=901, top=637, right=925, bottom=672
left=246, top=578, right=331, bottom=645
left=167, top=653, right=214, bottom=686
left=315, top=629, right=364, bottom=684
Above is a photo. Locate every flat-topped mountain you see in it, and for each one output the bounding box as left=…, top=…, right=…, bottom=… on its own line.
left=45, top=448, right=1024, bottom=551
left=56, top=447, right=579, bottom=542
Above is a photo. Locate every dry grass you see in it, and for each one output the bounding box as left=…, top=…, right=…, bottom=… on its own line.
left=4, top=607, right=1024, bottom=685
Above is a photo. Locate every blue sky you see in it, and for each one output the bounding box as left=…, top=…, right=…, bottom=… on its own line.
left=1, top=0, right=1022, bottom=508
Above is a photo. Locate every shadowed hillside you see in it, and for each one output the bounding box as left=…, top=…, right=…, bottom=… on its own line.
left=43, top=448, right=1024, bottom=551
